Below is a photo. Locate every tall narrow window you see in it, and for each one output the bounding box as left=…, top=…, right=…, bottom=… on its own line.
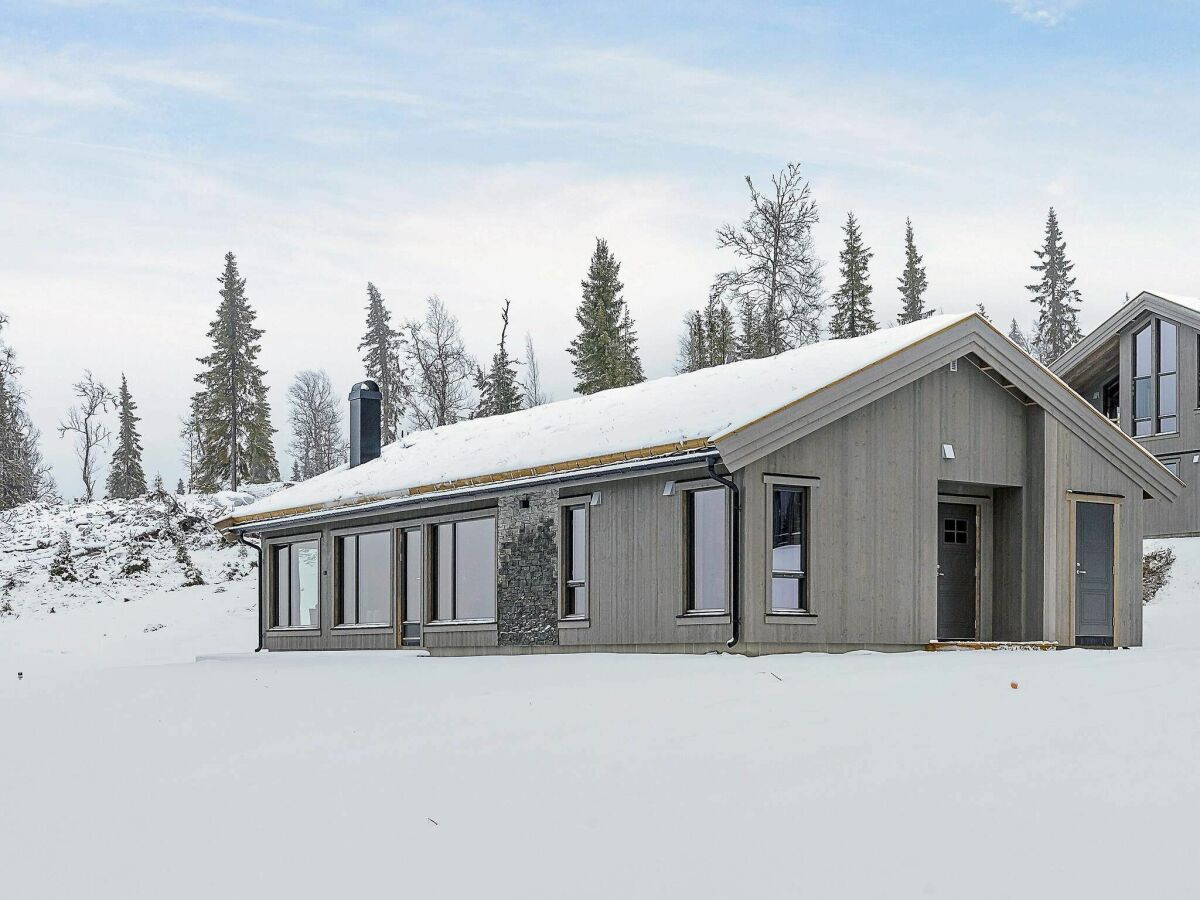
left=272, top=539, right=320, bottom=628
left=771, top=487, right=808, bottom=612
left=1132, top=323, right=1152, bottom=437
left=401, top=527, right=422, bottom=645
left=335, top=530, right=392, bottom=626
left=685, top=487, right=727, bottom=612
left=562, top=504, right=589, bottom=618
left=432, top=517, right=497, bottom=622
left=1157, top=320, right=1177, bottom=433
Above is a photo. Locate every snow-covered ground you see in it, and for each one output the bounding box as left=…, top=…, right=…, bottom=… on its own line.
left=1, top=524, right=1198, bottom=899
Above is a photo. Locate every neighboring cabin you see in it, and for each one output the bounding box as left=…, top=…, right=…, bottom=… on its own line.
left=1052, top=290, right=1200, bottom=538
left=220, top=313, right=1179, bottom=655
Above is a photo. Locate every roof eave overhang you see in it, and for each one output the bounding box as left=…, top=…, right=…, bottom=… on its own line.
left=219, top=445, right=720, bottom=535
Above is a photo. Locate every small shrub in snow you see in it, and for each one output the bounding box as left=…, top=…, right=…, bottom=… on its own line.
left=1143, top=548, right=1176, bottom=605
left=121, top=542, right=150, bottom=577
left=173, top=536, right=205, bottom=587
left=48, top=532, right=78, bottom=583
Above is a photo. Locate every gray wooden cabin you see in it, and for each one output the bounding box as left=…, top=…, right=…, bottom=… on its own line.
left=1052, top=290, right=1200, bottom=538
left=221, top=313, right=1179, bottom=655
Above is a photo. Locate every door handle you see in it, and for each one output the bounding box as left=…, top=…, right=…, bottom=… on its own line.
left=1076, top=569, right=1087, bottom=575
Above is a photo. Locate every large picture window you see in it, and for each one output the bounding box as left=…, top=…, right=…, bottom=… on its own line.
left=335, top=530, right=392, bottom=626
left=685, top=487, right=727, bottom=612
left=562, top=504, right=588, bottom=619
left=1132, top=318, right=1178, bottom=437
left=272, top=539, right=320, bottom=628
left=432, top=517, right=497, bottom=622
left=771, top=487, right=808, bottom=612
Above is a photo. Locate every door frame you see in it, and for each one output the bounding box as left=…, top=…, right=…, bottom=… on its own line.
left=1067, top=494, right=1121, bottom=648
left=936, top=494, right=993, bottom=641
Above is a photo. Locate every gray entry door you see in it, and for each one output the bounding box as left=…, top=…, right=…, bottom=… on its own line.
left=1075, top=501, right=1115, bottom=646
left=937, top=502, right=978, bottom=640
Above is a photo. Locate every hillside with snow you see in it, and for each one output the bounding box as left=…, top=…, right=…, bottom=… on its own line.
left=1, top=516, right=1198, bottom=898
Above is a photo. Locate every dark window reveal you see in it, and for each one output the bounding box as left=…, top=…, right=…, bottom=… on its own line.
left=771, top=487, right=808, bottom=612
left=563, top=505, right=588, bottom=618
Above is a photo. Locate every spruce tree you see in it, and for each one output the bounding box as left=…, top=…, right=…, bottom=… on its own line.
left=358, top=282, right=408, bottom=444
left=712, top=162, right=824, bottom=356
left=678, top=296, right=736, bottom=373
left=896, top=218, right=931, bottom=324
left=1008, top=319, right=1032, bottom=353
left=976, top=303, right=991, bottom=321
left=0, top=313, right=53, bottom=509
left=176, top=478, right=185, bottom=494
left=828, top=212, right=877, bottom=339
left=1027, top=207, right=1083, bottom=363
left=191, top=252, right=279, bottom=491
left=473, top=300, right=524, bottom=419
left=568, top=238, right=643, bottom=394
left=105, top=373, right=147, bottom=499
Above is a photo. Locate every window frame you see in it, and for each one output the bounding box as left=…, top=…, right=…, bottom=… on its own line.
left=1162, top=457, right=1181, bottom=480
left=1131, top=316, right=1180, bottom=438
left=558, top=498, right=591, bottom=624
left=332, top=525, right=395, bottom=629
left=763, top=475, right=820, bottom=622
left=265, top=532, right=323, bottom=632
left=679, top=482, right=731, bottom=616
left=430, top=514, right=498, bottom=624
left=770, top=484, right=810, bottom=614
left=398, top=525, right=424, bottom=646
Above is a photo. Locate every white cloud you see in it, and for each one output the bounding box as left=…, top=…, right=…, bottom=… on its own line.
left=1006, top=1, right=1079, bottom=27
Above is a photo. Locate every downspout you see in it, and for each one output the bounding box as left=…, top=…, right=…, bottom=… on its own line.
left=706, top=457, right=741, bottom=650
left=236, top=532, right=264, bottom=652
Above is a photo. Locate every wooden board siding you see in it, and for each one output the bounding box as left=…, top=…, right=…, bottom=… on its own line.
left=558, top=465, right=730, bottom=649
left=738, top=363, right=1030, bottom=649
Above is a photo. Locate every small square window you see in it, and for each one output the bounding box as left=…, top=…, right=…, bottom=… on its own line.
left=943, top=518, right=968, bottom=544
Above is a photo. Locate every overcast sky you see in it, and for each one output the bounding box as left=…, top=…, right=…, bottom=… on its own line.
left=2, top=0, right=1199, bottom=498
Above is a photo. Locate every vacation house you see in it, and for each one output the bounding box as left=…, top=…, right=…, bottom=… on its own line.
left=219, top=312, right=1180, bottom=654
left=1051, top=290, right=1200, bottom=538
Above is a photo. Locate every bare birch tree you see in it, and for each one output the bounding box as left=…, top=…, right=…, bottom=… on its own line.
left=405, top=295, right=475, bottom=430
left=712, top=161, right=824, bottom=357
left=521, top=332, right=549, bottom=407
left=58, top=370, right=115, bottom=502
left=287, top=368, right=346, bottom=480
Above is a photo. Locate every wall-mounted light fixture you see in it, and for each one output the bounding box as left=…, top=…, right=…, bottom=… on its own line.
left=590, top=491, right=602, bottom=506
left=941, top=443, right=956, bottom=460
left=662, top=481, right=676, bottom=497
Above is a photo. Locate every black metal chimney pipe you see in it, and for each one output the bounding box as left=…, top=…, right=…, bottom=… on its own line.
left=349, top=380, right=382, bottom=468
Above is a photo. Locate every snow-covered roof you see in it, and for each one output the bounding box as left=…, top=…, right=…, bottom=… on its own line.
left=230, top=314, right=973, bottom=526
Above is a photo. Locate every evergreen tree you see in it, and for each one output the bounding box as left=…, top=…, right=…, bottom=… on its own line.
left=712, top=162, right=824, bottom=356
left=105, top=373, right=147, bottom=499
left=896, top=218, right=931, bottom=324
left=976, top=303, right=991, bottom=321
left=176, top=478, right=185, bottom=494
left=49, top=531, right=77, bottom=582
left=678, top=295, right=736, bottom=373
left=473, top=300, right=524, bottom=419
left=1027, top=207, right=1083, bottom=363
left=568, top=238, right=644, bottom=394
left=290, top=460, right=302, bottom=482
left=828, top=212, right=877, bottom=339
left=191, top=252, right=279, bottom=491
left=358, top=282, right=409, bottom=444
left=1008, top=319, right=1032, bottom=353
left=0, top=313, right=54, bottom=510
left=153, top=472, right=164, bottom=492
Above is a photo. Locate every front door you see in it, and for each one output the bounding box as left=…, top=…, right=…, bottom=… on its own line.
left=937, top=502, right=977, bottom=640
left=1074, top=501, right=1115, bottom=647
